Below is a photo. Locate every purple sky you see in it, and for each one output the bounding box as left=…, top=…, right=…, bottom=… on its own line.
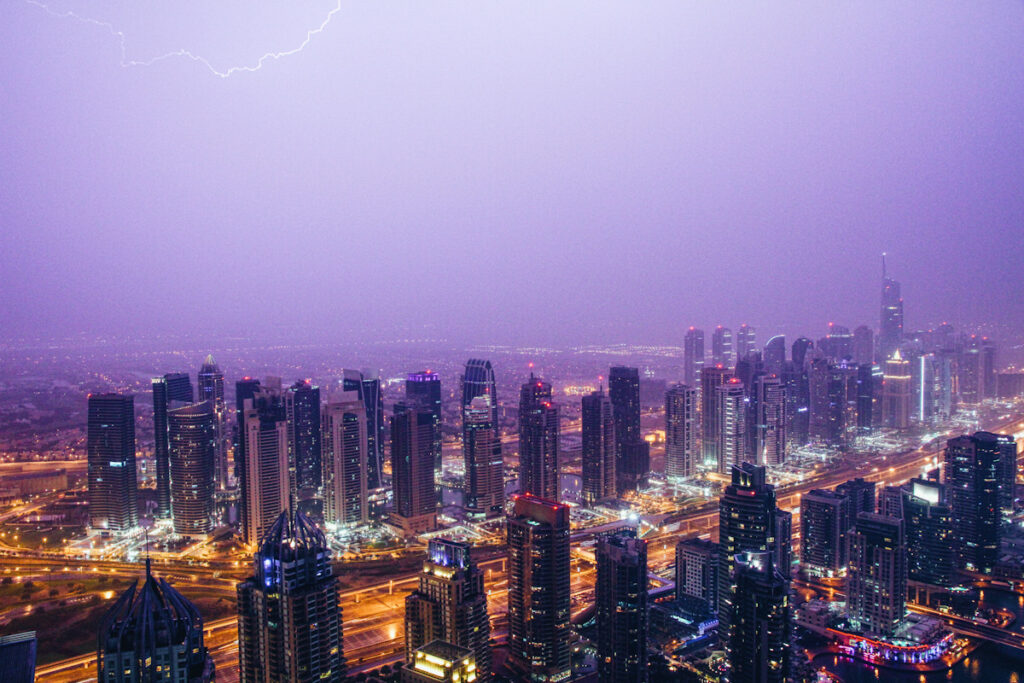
left=3, top=1, right=1023, bottom=346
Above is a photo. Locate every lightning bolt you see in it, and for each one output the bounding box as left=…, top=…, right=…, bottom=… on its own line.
left=24, top=0, right=343, bottom=78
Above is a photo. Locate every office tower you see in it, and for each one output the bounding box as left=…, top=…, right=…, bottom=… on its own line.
left=518, top=375, right=560, bottom=501
left=836, top=478, right=876, bottom=523
left=618, top=441, right=651, bottom=494
left=0, top=632, right=36, bottom=683
left=241, top=386, right=289, bottom=546
left=683, top=327, right=705, bottom=387
left=237, top=511, right=345, bottom=682
left=665, top=384, right=698, bottom=480
left=391, top=403, right=438, bottom=535
left=609, top=366, right=645, bottom=493
left=902, top=479, right=955, bottom=586
left=507, top=494, right=571, bottom=682
left=751, top=375, right=785, bottom=466
left=736, top=324, right=757, bottom=360
left=762, top=335, right=786, bottom=376
left=675, top=538, right=718, bottom=612
left=596, top=530, right=648, bottom=683
left=322, top=392, right=368, bottom=527
left=847, top=513, right=906, bottom=636
left=152, top=373, right=193, bottom=519
left=700, top=366, right=732, bottom=468
left=168, top=401, right=216, bottom=537
left=727, top=552, right=790, bottom=683
left=712, top=326, right=735, bottom=368
left=285, top=380, right=322, bottom=493
left=342, top=369, right=386, bottom=491
left=810, top=361, right=858, bottom=447
left=582, top=389, right=616, bottom=505
left=800, top=489, right=849, bottom=577
left=958, top=336, right=984, bottom=404
left=715, top=379, right=746, bottom=474
left=917, top=353, right=953, bottom=423
left=981, top=338, right=998, bottom=400
left=734, top=352, right=764, bottom=392
left=781, top=361, right=809, bottom=449
left=791, top=337, right=813, bottom=368
left=462, top=359, right=498, bottom=419
left=234, top=377, right=261, bottom=533
left=853, top=325, right=874, bottom=365
left=820, top=323, right=853, bottom=362
left=995, top=433, right=1018, bottom=527
left=198, top=355, right=230, bottom=491
left=878, top=485, right=904, bottom=519
left=945, top=432, right=1013, bottom=572
left=407, top=371, right=443, bottom=476
left=718, top=463, right=782, bottom=632
left=405, top=539, right=491, bottom=679
left=463, top=395, right=504, bottom=518
left=403, top=642, right=477, bottom=683
left=882, top=350, right=912, bottom=429
left=98, top=560, right=214, bottom=683
left=879, top=256, right=904, bottom=362
left=88, top=393, right=138, bottom=532
left=855, top=364, right=875, bottom=433
left=807, top=358, right=830, bottom=444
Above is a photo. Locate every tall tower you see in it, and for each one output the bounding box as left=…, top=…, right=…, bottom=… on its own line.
left=322, top=393, right=368, bottom=527
left=736, top=324, right=757, bottom=361
left=852, top=326, right=874, bottom=365
left=712, top=326, right=735, bottom=368
left=404, top=539, right=491, bottom=679
left=715, top=379, right=747, bottom=474
left=882, top=350, right=912, bottom=429
left=507, top=494, right=571, bottom=682
left=762, top=335, right=786, bottom=376
left=902, top=479, right=955, bottom=587
left=168, top=400, right=216, bottom=537
left=799, top=489, right=849, bottom=578
left=462, top=359, right=498, bottom=422
left=463, top=395, right=504, bottom=519
left=518, top=376, right=560, bottom=501
left=98, top=561, right=214, bottom=682
left=700, top=366, right=732, bottom=469
left=609, top=366, right=645, bottom=494
left=342, top=369, right=386, bottom=491
left=241, top=387, right=289, bottom=546
left=582, top=389, right=616, bottom=505
left=675, top=538, right=719, bottom=612
left=664, top=383, right=698, bottom=481
left=407, top=371, right=443, bottom=478
left=846, top=513, right=906, bottom=636
left=198, top=355, right=230, bottom=491
left=237, top=511, right=345, bottom=682
left=87, top=393, right=137, bottom=532
left=152, top=373, right=193, bottom=519
left=751, top=375, right=785, bottom=467
left=683, top=327, right=705, bottom=387
left=391, top=403, right=438, bottom=535
left=596, top=530, right=648, bottom=683
left=879, top=255, right=904, bottom=362
left=286, top=380, right=322, bottom=493
left=726, top=552, right=790, bottom=683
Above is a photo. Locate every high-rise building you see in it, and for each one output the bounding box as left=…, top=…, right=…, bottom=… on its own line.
left=700, top=366, right=732, bottom=469
left=901, top=479, right=955, bottom=587
left=168, top=400, right=216, bottom=537
left=596, top=530, right=648, bottom=683
left=751, top=375, right=785, bottom=466
left=582, top=389, right=616, bottom=505
left=98, top=561, right=214, bottom=683
left=736, top=324, right=757, bottom=361
left=852, top=326, right=874, bottom=365
left=917, top=353, right=953, bottom=423
left=665, top=384, right=698, bottom=480
left=847, top=513, right=906, bottom=637
left=518, top=376, right=560, bottom=501
left=463, top=395, right=504, bottom=518
left=88, top=394, right=138, bottom=532
left=712, top=326, right=735, bottom=368
left=882, top=350, right=912, bottom=429
left=405, top=539, right=491, bottom=679
left=792, top=337, right=813, bottom=368
left=241, top=386, right=289, bottom=546
left=683, top=327, right=705, bottom=387
left=618, top=441, right=651, bottom=494
left=763, top=335, right=786, bottom=377
left=286, top=380, right=322, bottom=493
left=879, top=257, right=904, bottom=362
left=800, top=489, right=849, bottom=577
left=462, top=359, right=498, bottom=421
left=198, top=355, right=230, bottom=491
left=836, top=478, right=876, bottom=523
left=609, top=366, right=646, bottom=494
left=237, top=511, right=345, bottom=682
left=781, top=361, right=809, bottom=450
left=959, top=336, right=985, bottom=404
left=322, top=393, right=369, bottom=527
left=234, top=377, right=261, bottom=536
left=819, top=323, right=853, bottom=362
left=715, top=379, right=747, bottom=474
left=855, top=364, right=875, bottom=433
left=402, top=641, right=477, bottom=683
left=407, top=371, right=443, bottom=477
left=507, top=494, right=571, bottom=682
left=152, top=373, right=193, bottom=519
left=0, top=632, right=36, bottom=683
left=727, top=552, right=790, bottom=683
left=675, top=538, right=718, bottom=612
left=391, top=403, right=438, bottom=535
left=342, top=369, right=386, bottom=491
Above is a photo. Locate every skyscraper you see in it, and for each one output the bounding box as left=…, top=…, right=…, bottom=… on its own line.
left=152, top=373, right=193, bottom=519
left=727, top=552, right=790, bottom=683
left=286, top=380, right=322, bottom=493
left=762, top=335, right=786, bottom=377
left=882, top=350, right=912, bottom=429
left=847, top=513, right=906, bottom=636
left=404, top=539, right=491, bottom=679
left=736, top=324, right=757, bottom=361
left=675, top=538, right=718, bottom=612
left=237, top=511, right=345, bottom=682
left=407, top=371, right=443, bottom=477
left=751, top=374, right=785, bottom=466
left=322, top=392, right=369, bottom=527
left=198, top=355, right=230, bottom=491
left=98, top=561, right=214, bottom=683
left=852, top=325, right=874, bottom=365
left=700, top=366, right=732, bottom=469
left=715, top=379, right=746, bottom=474
left=879, top=256, right=904, bottom=362
left=791, top=337, right=813, bottom=368
left=463, top=395, right=504, bottom=518
left=462, top=359, right=498, bottom=421
left=0, top=632, right=36, bottom=683
left=507, top=494, right=571, bottom=682
left=902, top=479, right=955, bottom=587
left=391, top=403, right=438, bottom=534
left=342, top=369, right=386, bottom=491
left=781, top=360, right=809, bottom=450
left=596, top=530, right=648, bottom=683
left=168, top=400, right=216, bottom=537
left=712, top=326, right=735, bottom=368
left=835, top=478, right=876, bottom=522
left=241, top=386, right=289, bottom=546
left=518, top=376, right=560, bottom=501
left=87, top=393, right=138, bottom=532
left=664, top=383, right=698, bottom=480
left=582, top=388, right=616, bottom=505
left=609, top=366, right=644, bottom=493
left=800, top=489, right=849, bottom=578
left=403, top=642, right=477, bottom=683
left=683, top=327, right=705, bottom=387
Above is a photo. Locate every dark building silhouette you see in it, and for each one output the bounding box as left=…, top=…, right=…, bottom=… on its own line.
left=0, top=632, right=37, bottom=683
left=763, top=335, right=786, bottom=377
left=237, top=511, right=344, bottom=682
left=391, top=403, right=438, bottom=535
left=152, top=373, right=193, bottom=519
left=98, top=561, right=214, bottom=682
left=610, top=366, right=646, bottom=493
left=198, top=355, right=230, bottom=491
left=596, top=529, right=648, bottom=683
left=665, top=383, right=698, bottom=480
left=88, top=393, right=138, bottom=532
left=286, top=380, right=322, bottom=493
left=518, top=375, right=560, bottom=501
left=727, top=552, right=790, bottom=683
left=168, top=400, right=216, bottom=537
left=853, top=325, right=874, bottom=365
left=836, top=478, right=876, bottom=523
left=507, top=494, right=571, bottom=682
left=582, top=388, right=616, bottom=505
left=407, top=371, right=443, bottom=477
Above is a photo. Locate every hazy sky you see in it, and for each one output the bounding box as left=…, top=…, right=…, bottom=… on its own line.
left=3, top=1, right=1023, bottom=346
